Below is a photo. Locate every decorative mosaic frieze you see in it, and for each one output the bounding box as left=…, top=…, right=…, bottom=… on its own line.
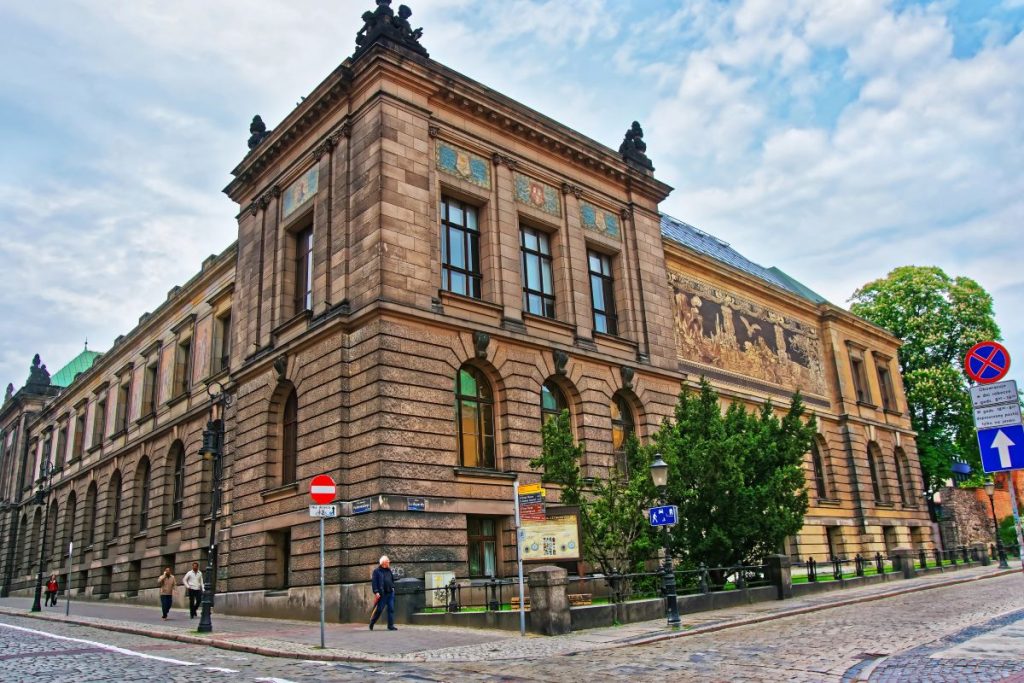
left=435, top=141, right=490, bottom=189
left=513, top=173, right=561, bottom=217
left=282, top=166, right=319, bottom=219
left=579, top=201, right=621, bottom=240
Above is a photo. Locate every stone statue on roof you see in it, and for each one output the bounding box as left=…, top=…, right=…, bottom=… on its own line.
left=248, top=115, right=272, bottom=150
left=354, top=0, right=429, bottom=59
left=619, top=121, right=654, bottom=171
left=4, top=383, right=12, bottom=402
left=25, top=354, right=51, bottom=391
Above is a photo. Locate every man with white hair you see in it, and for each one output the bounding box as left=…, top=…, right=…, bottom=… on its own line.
left=369, top=554, right=397, bottom=630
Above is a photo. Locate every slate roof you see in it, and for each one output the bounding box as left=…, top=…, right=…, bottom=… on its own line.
left=659, top=213, right=828, bottom=305
left=50, top=348, right=103, bottom=388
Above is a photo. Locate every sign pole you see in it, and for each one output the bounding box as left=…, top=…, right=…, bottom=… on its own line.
left=514, top=479, right=526, bottom=637
left=65, top=541, right=72, bottom=616
left=319, top=515, right=326, bottom=648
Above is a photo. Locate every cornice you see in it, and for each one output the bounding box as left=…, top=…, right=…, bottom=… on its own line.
left=819, top=303, right=902, bottom=347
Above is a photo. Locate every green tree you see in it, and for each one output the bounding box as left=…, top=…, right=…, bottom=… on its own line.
left=530, top=410, right=658, bottom=577
left=849, top=266, right=1001, bottom=490
left=652, top=379, right=815, bottom=575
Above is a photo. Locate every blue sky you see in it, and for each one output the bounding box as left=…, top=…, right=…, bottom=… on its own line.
left=1, top=0, right=1022, bottom=390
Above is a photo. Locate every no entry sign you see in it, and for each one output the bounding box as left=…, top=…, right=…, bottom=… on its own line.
left=309, top=474, right=336, bottom=504
left=964, top=341, right=1010, bottom=385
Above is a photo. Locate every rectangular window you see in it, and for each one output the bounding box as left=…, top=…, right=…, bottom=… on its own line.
left=850, top=354, right=870, bottom=403
left=520, top=225, right=555, bottom=318
left=467, top=516, right=497, bottom=578
left=440, top=197, right=481, bottom=298
left=588, top=250, right=617, bottom=335
left=41, top=435, right=52, bottom=475
left=92, top=399, right=106, bottom=447
left=142, top=362, right=158, bottom=416
left=294, top=227, right=314, bottom=313
left=174, top=338, right=192, bottom=397
left=876, top=360, right=896, bottom=411
left=116, top=381, right=131, bottom=433
left=213, top=312, right=231, bottom=374
left=54, top=424, right=67, bottom=469
left=72, top=411, right=85, bottom=460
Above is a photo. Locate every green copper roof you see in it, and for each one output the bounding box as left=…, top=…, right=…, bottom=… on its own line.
left=766, top=267, right=829, bottom=305
left=50, top=349, right=103, bottom=388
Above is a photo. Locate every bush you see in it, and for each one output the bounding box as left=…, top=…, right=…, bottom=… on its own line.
left=999, top=515, right=1020, bottom=551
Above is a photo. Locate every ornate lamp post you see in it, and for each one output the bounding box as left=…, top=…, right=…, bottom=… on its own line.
left=983, top=479, right=1009, bottom=569
left=31, top=455, right=56, bottom=612
left=196, top=381, right=231, bottom=633
left=650, top=453, right=680, bottom=627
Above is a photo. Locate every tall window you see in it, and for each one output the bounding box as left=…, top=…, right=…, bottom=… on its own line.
left=867, top=444, right=885, bottom=503
left=213, top=312, right=232, bottom=374
left=455, top=366, right=495, bottom=469
left=63, top=492, right=77, bottom=556
left=282, top=390, right=298, bottom=485
left=54, top=424, right=67, bottom=469
left=137, top=458, right=151, bottom=532
left=108, top=471, right=122, bottom=540
left=117, top=381, right=131, bottom=432
left=92, top=398, right=107, bottom=447
left=440, top=197, right=481, bottom=298
left=171, top=445, right=185, bottom=522
left=142, top=361, right=158, bottom=415
left=849, top=349, right=870, bottom=404
left=467, top=516, right=497, bottom=577
left=610, top=394, right=635, bottom=474
left=540, top=380, right=568, bottom=425
left=72, top=411, right=85, bottom=460
left=811, top=440, right=829, bottom=499
left=520, top=226, right=555, bottom=317
left=174, top=338, right=192, bottom=397
left=84, top=482, right=98, bottom=547
left=876, top=359, right=896, bottom=411
left=894, top=448, right=913, bottom=506
left=588, top=250, right=617, bottom=335
left=295, top=227, right=314, bottom=312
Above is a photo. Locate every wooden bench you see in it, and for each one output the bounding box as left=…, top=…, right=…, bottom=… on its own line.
left=510, top=596, right=530, bottom=610
left=568, top=592, right=593, bottom=606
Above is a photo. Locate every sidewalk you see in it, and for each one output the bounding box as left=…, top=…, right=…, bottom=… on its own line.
left=0, top=564, right=1018, bottom=663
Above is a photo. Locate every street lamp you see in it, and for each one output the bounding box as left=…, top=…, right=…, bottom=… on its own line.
left=31, top=455, right=56, bottom=612
left=649, top=453, right=680, bottom=627
left=983, top=479, right=1009, bottom=569
left=196, top=380, right=231, bottom=633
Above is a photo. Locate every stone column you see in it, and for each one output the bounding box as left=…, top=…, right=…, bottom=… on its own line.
left=892, top=548, right=916, bottom=579
left=765, top=554, right=793, bottom=600
left=527, top=565, right=571, bottom=636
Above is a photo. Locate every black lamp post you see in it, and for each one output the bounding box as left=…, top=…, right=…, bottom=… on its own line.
left=31, top=455, right=55, bottom=612
left=196, top=381, right=230, bottom=633
left=983, top=479, right=1009, bottom=569
left=650, top=453, right=680, bottom=627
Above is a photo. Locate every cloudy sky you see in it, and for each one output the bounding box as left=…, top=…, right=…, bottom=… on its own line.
left=1, top=0, right=1022, bottom=390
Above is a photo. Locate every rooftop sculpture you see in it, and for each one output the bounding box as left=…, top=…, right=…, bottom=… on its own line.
left=354, top=0, right=428, bottom=59
left=619, top=121, right=654, bottom=171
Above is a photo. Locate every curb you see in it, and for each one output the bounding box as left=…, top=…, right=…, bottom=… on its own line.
left=1, top=568, right=1018, bottom=663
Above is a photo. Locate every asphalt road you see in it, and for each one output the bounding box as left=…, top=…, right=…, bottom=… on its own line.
left=2, top=572, right=1023, bottom=682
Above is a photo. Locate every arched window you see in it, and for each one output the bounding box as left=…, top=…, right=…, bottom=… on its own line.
left=540, top=380, right=568, bottom=425
left=46, top=502, right=58, bottom=565
left=63, top=491, right=77, bottom=558
left=455, top=366, right=495, bottom=469
left=610, top=394, right=636, bottom=475
left=107, top=471, right=122, bottom=541
left=136, top=458, right=151, bottom=532
left=170, top=443, right=185, bottom=522
left=894, top=448, right=913, bottom=506
left=84, top=482, right=98, bottom=547
left=811, top=439, right=829, bottom=500
left=282, top=390, right=298, bottom=485
left=16, top=514, right=28, bottom=573
left=867, top=444, right=885, bottom=503
left=30, top=509, right=42, bottom=573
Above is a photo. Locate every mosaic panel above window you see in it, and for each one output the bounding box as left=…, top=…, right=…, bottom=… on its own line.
left=282, top=166, right=319, bottom=219
left=580, top=201, right=620, bottom=240
left=436, top=141, right=491, bottom=189
left=513, top=173, right=561, bottom=217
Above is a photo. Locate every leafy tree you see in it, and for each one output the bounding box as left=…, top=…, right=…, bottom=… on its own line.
left=530, top=410, right=658, bottom=578
left=999, top=515, right=1022, bottom=552
left=651, top=379, right=815, bottom=575
left=849, top=266, right=1001, bottom=490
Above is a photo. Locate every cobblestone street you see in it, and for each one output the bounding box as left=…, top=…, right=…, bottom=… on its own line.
left=2, top=571, right=1023, bottom=682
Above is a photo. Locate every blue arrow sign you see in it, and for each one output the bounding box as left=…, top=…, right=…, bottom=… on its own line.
left=978, top=424, right=1024, bottom=473
left=649, top=504, right=678, bottom=527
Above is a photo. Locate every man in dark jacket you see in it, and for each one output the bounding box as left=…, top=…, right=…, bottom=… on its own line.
left=369, top=555, right=396, bottom=631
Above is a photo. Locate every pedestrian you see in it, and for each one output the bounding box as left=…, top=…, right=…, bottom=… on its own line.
left=368, top=555, right=397, bottom=631
left=182, top=562, right=204, bottom=619
left=45, top=574, right=59, bottom=606
left=157, top=566, right=176, bottom=619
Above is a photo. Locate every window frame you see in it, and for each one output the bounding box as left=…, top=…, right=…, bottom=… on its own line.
left=467, top=516, right=499, bottom=578
left=455, top=366, right=496, bottom=470
left=540, top=380, right=568, bottom=426
left=294, top=226, right=314, bottom=313
left=171, top=447, right=185, bottom=523
left=282, top=390, right=298, bottom=485
left=811, top=440, right=829, bottom=500
left=610, top=393, right=635, bottom=475
left=440, top=196, right=482, bottom=299
left=137, top=459, right=151, bottom=532
left=867, top=444, right=885, bottom=503
left=520, top=224, right=556, bottom=318
left=588, top=250, right=618, bottom=335
left=91, top=397, right=107, bottom=448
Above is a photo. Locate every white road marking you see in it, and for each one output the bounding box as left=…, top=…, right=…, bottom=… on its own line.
left=0, top=621, right=198, bottom=666
left=254, top=678, right=301, bottom=683
left=204, top=666, right=241, bottom=673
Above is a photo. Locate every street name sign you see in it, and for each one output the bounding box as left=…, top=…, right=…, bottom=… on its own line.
left=978, top=425, right=1024, bottom=473
left=309, top=474, right=336, bottom=504
left=964, top=341, right=1011, bottom=384
left=649, top=504, right=678, bottom=527
left=309, top=504, right=339, bottom=518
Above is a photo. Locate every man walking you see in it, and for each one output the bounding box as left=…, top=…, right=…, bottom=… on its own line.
left=368, top=555, right=396, bottom=631
left=157, top=566, right=176, bottom=619
left=182, top=562, right=204, bottom=618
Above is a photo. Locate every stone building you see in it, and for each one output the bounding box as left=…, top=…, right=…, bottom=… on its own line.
left=0, top=3, right=933, bottom=618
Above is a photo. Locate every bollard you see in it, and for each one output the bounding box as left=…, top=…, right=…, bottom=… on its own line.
left=699, top=564, right=710, bottom=595
left=807, top=557, right=817, bottom=583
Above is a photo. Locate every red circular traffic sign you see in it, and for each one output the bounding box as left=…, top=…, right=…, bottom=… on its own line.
left=964, top=341, right=1011, bottom=384
left=309, top=474, right=337, bottom=504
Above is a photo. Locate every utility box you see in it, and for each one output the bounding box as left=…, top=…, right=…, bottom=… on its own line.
left=424, top=570, right=455, bottom=608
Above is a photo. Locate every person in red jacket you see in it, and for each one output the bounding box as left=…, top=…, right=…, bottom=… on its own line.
left=45, top=574, right=59, bottom=606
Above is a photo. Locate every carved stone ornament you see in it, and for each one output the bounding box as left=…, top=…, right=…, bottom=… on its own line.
left=473, top=331, right=490, bottom=359
left=273, top=354, right=288, bottom=382
left=491, top=152, right=517, bottom=169
left=4, top=383, right=13, bottom=402
left=552, top=349, right=569, bottom=376
left=561, top=182, right=583, bottom=198
left=312, top=137, right=336, bottom=161
left=248, top=115, right=272, bottom=151
left=26, top=354, right=51, bottom=391
left=620, top=365, right=634, bottom=390
left=427, top=125, right=439, bottom=138
left=353, top=0, right=429, bottom=60
left=618, top=121, right=654, bottom=171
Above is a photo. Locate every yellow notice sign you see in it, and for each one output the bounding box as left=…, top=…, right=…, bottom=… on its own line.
left=518, top=483, right=544, bottom=496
